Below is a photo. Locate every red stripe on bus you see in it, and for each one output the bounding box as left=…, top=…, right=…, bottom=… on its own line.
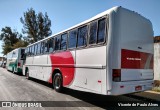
left=49, top=51, right=75, bottom=86
left=121, top=49, right=153, bottom=69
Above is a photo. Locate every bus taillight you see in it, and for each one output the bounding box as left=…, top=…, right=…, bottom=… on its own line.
left=18, top=62, right=21, bottom=67
left=112, top=69, right=121, bottom=82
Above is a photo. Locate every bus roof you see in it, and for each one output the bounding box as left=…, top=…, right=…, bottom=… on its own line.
left=7, top=47, right=26, bottom=55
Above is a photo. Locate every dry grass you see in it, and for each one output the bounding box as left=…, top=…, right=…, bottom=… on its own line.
left=152, top=80, right=160, bottom=92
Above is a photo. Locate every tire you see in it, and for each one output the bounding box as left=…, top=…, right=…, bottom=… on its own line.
left=53, top=73, right=63, bottom=92
left=12, top=67, right=16, bottom=74
left=26, top=69, right=30, bottom=80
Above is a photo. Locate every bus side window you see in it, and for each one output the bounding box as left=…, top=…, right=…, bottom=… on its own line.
left=89, top=21, right=97, bottom=45
left=77, top=26, right=88, bottom=47
left=34, top=44, right=38, bottom=55
left=97, top=18, right=106, bottom=43
left=29, top=46, right=32, bottom=56
left=68, top=29, right=77, bottom=49
left=61, top=33, right=67, bottom=50
left=48, top=38, right=54, bottom=53
left=41, top=42, right=45, bottom=54
left=27, top=47, right=29, bottom=56
left=25, top=48, right=28, bottom=56
left=37, top=42, right=41, bottom=54
left=30, top=46, right=32, bottom=55
left=31, top=45, right=35, bottom=56
left=44, top=40, right=49, bottom=53
left=12, top=51, right=16, bottom=58
left=55, top=35, right=61, bottom=51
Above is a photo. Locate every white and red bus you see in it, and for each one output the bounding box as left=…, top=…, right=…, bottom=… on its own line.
left=23, top=6, right=154, bottom=95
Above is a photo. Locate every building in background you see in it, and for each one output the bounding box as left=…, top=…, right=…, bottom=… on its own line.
left=0, top=57, right=3, bottom=66
left=154, top=36, right=160, bottom=80
left=0, top=56, right=6, bottom=67
left=0, top=57, right=3, bottom=61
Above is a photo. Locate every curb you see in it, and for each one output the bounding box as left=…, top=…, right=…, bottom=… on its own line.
left=145, top=90, right=160, bottom=94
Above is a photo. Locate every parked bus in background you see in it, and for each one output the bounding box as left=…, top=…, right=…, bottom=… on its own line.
left=22, top=6, right=154, bottom=95
left=6, top=48, right=25, bottom=74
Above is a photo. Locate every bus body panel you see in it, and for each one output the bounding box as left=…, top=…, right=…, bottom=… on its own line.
left=106, top=10, right=115, bottom=92
left=49, top=51, right=76, bottom=86
left=69, top=46, right=106, bottom=94
left=118, top=7, right=153, bottom=80
left=30, top=54, right=48, bottom=80
left=109, top=80, right=153, bottom=95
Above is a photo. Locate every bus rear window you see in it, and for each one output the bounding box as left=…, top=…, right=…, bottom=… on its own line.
left=21, top=49, right=25, bottom=55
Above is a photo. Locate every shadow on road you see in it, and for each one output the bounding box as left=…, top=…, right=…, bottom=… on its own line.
left=23, top=76, right=159, bottom=110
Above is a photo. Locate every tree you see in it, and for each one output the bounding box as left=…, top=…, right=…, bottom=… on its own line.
left=0, top=26, right=28, bottom=55
left=0, top=27, right=20, bottom=46
left=0, top=27, right=19, bottom=55
left=20, top=8, right=52, bottom=43
left=13, top=40, right=28, bottom=49
left=2, top=44, right=13, bottom=55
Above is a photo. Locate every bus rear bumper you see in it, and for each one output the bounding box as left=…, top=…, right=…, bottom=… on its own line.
left=108, top=80, right=154, bottom=95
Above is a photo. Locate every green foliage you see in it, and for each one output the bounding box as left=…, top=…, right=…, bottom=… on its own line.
left=0, top=27, right=20, bottom=46
left=152, top=87, right=160, bottom=92
left=0, top=8, right=52, bottom=55
left=2, top=44, right=13, bottom=55
left=20, top=8, right=52, bottom=43
left=13, top=40, right=29, bottom=49
left=0, top=26, right=28, bottom=55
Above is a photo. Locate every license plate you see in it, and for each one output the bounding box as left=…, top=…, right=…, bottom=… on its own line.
left=135, top=86, right=142, bottom=91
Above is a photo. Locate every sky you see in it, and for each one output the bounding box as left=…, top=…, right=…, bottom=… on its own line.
left=0, top=0, right=159, bottom=56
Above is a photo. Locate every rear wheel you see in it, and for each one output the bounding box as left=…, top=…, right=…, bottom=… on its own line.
left=12, top=67, right=16, bottom=74
left=53, top=73, right=63, bottom=92
left=26, top=69, right=30, bottom=80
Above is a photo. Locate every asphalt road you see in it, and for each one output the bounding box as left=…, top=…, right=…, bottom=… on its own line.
left=0, top=67, right=159, bottom=110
